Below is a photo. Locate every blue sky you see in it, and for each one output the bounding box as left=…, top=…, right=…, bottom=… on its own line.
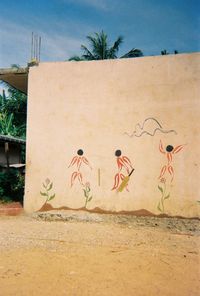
left=0, top=0, right=199, bottom=67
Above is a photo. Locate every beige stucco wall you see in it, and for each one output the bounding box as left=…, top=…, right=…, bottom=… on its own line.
left=24, top=53, right=200, bottom=217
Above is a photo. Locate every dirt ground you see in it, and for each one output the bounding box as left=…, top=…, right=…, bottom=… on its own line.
left=0, top=212, right=199, bottom=296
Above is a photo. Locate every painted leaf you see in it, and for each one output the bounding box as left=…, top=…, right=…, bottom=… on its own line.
left=86, top=187, right=90, bottom=193
left=158, top=185, right=163, bottom=193
left=48, top=194, right=55, bottom=201
left=83, top=189, right=87, bottom=198
left=88, top=196, right=93, bottom=202
left=164, top=194, right=170, bottom=200
left=42, top=183, right=47, bottom=189
left=40, top=191, right=47, bottom=197
left=47, top=182, right=53, bottom=191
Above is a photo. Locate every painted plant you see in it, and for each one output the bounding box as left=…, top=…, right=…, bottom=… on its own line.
left=157, top=178, right=170, bottom=212
left=40, top=178, right=56, bottom=205
left=83, top=182, right=93, bottom=208
left=157, top=140, right=185, bottom=212
left=112, top=150, right=134, bottom=192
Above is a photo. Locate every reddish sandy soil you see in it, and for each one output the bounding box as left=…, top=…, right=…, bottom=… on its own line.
left=0, top=213, right=199, bottom=296
left=0, top=202, right=23, bottom=216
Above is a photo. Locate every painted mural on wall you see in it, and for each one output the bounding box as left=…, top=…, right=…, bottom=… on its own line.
left=157, top=140, right=185, bottom=212
left=68, top=149, right=93, bottom=208
left=83, top=182, right=93, bottom=208
left=68, top=149, right=92, bottom=187
left=98, top=168, right=101, bottom=186
left=111, top=150, right=134, bottom=192
left=124, top=117, right=177, bottom=138
left=36, top=123, right=190, bottom=217
left=122, top=116, right=188, bottom=214
left=40, top=178, right=56, bottom=207
left=36, top=137, right=191, bottom=217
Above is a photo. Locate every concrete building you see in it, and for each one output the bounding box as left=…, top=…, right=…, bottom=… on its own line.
left=1, top=53, right=200, bottom=217
left=0, top=135, right=25, bottom=171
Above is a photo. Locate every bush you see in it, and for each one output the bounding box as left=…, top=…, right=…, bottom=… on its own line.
left=0, top=169, right=24, bottom=204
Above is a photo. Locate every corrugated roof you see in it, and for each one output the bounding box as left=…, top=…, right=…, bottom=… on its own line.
left=0, top=134, right=26, bottom=145
left=0, top=67, right=28, bottom=94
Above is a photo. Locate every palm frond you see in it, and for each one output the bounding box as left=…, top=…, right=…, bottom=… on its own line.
left=81, top=45, right=95, bottom=60
left=86, top=31, right=108, bottom=59
left=108, top=36, right=123, bottom=58
left=120, top=48, right=143, bottom=58
left=99, top=31, right=107, bottom=59
left=68, top=56, right=84, bottom=61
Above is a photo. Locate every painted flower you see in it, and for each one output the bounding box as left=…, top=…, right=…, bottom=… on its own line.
left=85, top=182, right=90, bottom=188
left=45, top=178, right=50, bottom=185
left=160, top=177, right=166, bottom=184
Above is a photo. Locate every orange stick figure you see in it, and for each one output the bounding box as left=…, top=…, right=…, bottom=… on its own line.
left=158, top=140, right=184, bottom=183
left=68, top=149, right=92, bottom=187
left=111, top=150, right=133, bottom=191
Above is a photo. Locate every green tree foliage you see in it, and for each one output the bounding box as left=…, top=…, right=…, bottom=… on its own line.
left=0, top=86, right=27, bottom=204
left=161, top=49, right=179, bottom=55
left=0, top=169, right=24, bottom=204
left=161, top=49, right=169, bottom=55
left=69, top=31, right=143, bottom=61
left=0, top=87, right=27, bottom=139
left=0, top=113, right=18, bottom=136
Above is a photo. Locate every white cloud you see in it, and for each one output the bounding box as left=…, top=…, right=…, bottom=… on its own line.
left=41, top=33, right=83, bottom=61
left=0, top=21, right=31, bottom=67
left=0, top=19, right=85, bottom=68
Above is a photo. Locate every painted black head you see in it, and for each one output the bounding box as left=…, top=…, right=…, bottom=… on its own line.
left=166, top=145, right=174, bottom=152
left=77, top=149, right=84, bottom=156
left=115, top=150, right=122, bottom=157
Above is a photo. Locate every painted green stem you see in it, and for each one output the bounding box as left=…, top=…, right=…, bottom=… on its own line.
left=157, top=181, right=170, bottom=213
left=83, top=185, right=92, bottom=208
left=40, top=179, right=55, bottom=203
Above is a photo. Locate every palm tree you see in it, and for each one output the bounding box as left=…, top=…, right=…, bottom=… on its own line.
left=69, top=31, right=143, bottom=61
left=161, top=49, right=169, bottom=55
left=161, top=49, right=179, bottom=55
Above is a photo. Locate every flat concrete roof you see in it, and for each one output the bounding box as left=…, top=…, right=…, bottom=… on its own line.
left=0, top=67, right=28, bottom=94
